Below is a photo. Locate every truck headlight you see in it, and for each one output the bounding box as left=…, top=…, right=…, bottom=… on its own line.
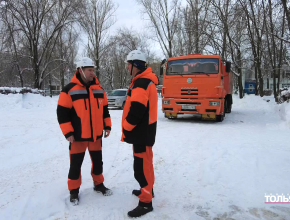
left=209, top=101, right=220, bottom=106
left=162, top=100, right=170, bottom=105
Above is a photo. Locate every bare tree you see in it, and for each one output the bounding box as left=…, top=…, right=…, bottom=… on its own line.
left=205, top=0, right=247, bottom=98
left=54, top=24, right=79, bottom=89
left=281, top=0, right=290, bottom=33
left=226, top=3, right=247, bottom=99
left=3, top=0, right=78, bottom=89
left=209, top=0, right=232, bottom=60
left=239, top=0, right=266, bottom=96
left=1, top=7, right=31, bottom=87
left=137, top=0, right=180, bottom=58
left=43, top=23, right=79, bottom=96
left=262, top=0, right=287, bottom=100
left=99, top=27, right=160, bottom=90
left=78, top=0, right=117, bottom=80
left=103, top=28, right=143, bottom=89
left=183, top=0, right=211, bottom=54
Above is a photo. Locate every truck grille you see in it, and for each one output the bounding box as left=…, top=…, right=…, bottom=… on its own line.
left=180, top=109, right=197, bottom=112
left=181, top=93, right=198, bottom=95
left=206, top=109, right=216, bottom=113
left=176, top=102, right=201, bottom=105
left=181, top=88, right=198, bottom=95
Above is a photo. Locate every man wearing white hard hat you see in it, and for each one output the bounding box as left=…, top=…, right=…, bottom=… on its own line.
left=122, top=50, right=159, bottom=217
left=57, top=57, right=112, bottom=205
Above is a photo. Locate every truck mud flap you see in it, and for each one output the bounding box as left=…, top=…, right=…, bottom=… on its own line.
left=165, top=112, right=177, bottom=118
left=202, top=114, right=216, bottom=120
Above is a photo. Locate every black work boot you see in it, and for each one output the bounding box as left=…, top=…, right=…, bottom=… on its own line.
left=94, top=183, right=113, bottom=196
left=128, top=201, right=153, bottom=218
left=132, top=188, right=154, bottom=198
left=70, top=188, right=79, bottom=205
left=70, top=193, right=79, bottom=205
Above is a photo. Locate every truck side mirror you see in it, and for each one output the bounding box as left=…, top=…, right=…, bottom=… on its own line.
left=226, top=61, right=231, bottom=73
left=160, top=59, right=166, bottom=76
left=160, top=66, right=164, bottom=76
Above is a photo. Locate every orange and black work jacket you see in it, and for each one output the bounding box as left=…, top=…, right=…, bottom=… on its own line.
left=57, top=71, right=111, bottom=142
left=121, top=67, right=158, bottom=146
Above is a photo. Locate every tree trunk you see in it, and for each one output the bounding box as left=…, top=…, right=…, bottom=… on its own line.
left=95, top=57, right=100, bottom=80
left=277, top=11, right=286, bottom=96
left=194, top=0, right=199, bottom=53
left=273, top=71, right=277, bottom=101
left=254, top=67, right=258, bottom=95
left=258, top=61, right=264, bottom=97
left=34, top=65, right=40, bottom=89
left=238, top=68, right=243, bottom=99
left=49, top=73, right=53, bottom=98
left=277, top=70, right=280, bottom=92
left=237, top=49, right=243, bottom=99
left=15, top=65, right=24, bottom=87
left=60, top=31, right=65, bottom=89
left=281, top=0, right=290, bottom=33
left=19, top=74, right=24, bottom=88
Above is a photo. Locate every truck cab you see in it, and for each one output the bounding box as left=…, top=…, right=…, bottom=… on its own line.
left=160, top=54, right=233, bottom=122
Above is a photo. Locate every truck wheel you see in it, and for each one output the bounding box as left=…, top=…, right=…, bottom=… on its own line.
left=225, top=94, right=232, bottom=113
left=216, top=114, right=224, bottom=122
left=226, top=104, right=232, bottom=113
left=217, top=100, right=226, bottom=122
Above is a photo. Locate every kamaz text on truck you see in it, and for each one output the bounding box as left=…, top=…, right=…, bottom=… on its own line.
left=160, top=54, right=233, bottom=122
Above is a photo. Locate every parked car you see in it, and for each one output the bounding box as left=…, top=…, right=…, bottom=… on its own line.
left=107, top=89, right=127, bottom=109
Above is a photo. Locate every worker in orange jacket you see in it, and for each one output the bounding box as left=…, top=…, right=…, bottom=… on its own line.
left=122, top=50, right=158, bottom=217
left=57, top=57, right=112, bottom=205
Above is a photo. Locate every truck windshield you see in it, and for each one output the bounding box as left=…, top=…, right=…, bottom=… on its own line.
left=108, top=90, right=127, bottom=96
left=166, top=58, right=219, bottom=75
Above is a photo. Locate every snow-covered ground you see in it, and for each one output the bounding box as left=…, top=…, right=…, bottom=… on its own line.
left=0, top=93, right=289, bottom=220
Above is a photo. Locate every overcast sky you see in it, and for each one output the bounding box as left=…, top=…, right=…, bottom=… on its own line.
left=113, top=0, right=145, bottom=33
left=114, top=0, right=165, bottom=57
left=77, top=0, right=165, bottom=59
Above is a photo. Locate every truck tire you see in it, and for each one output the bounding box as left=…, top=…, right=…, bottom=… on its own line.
left=225, top=94, right=232, bottom=113
left=217, top=99, right=226, bottom=122
left=226, top=104, right=232, bottom=113
left=216, top=114, right=224, bottom=122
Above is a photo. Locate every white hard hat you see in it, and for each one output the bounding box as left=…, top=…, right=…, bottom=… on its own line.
left=126, top=50, right=147, bottom=63
left=75, top=57, right=95, bottom=69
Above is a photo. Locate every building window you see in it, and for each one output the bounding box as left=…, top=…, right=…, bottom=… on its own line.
left=282, top=84, right=290, bottom=88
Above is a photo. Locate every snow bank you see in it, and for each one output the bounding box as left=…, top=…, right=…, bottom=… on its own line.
left=0, top=93, right=57, bottom=110
left=276, top=102, right=290, bottom=127
left=278, top=87, right=290, bottom=104
left=235, top=93, right=290, bottom=128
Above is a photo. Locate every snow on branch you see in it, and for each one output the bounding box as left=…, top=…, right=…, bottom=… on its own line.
left=231, top=70, right=240, bottom=77
left=0, top=87, right=45, bottom=95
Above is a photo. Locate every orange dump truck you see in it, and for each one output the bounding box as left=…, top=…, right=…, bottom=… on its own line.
left=160, top=54, right=233, bottom=122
